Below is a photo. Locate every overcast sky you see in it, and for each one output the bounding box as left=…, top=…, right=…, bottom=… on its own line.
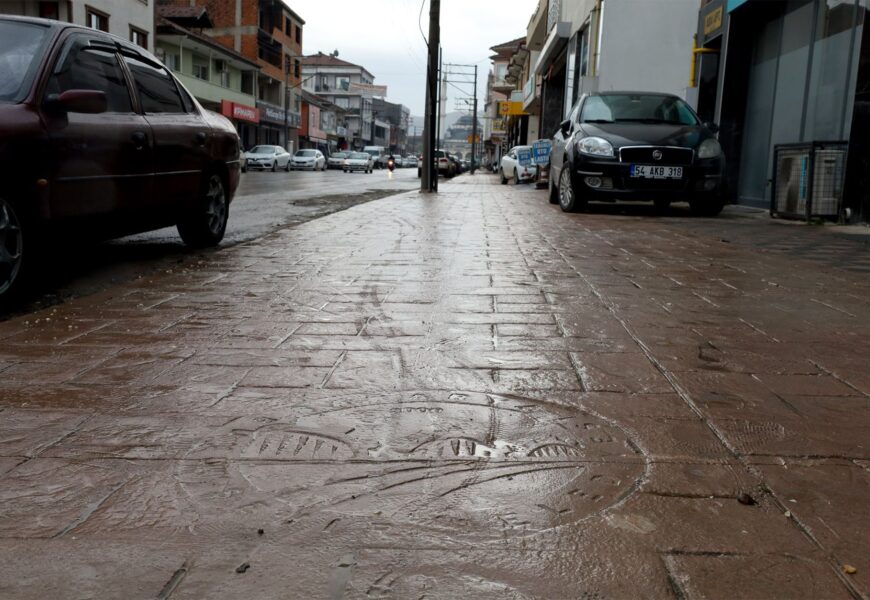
left=297, top=0, right=535, bottom=118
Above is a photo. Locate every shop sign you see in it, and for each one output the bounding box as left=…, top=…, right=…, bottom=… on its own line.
left=336, top=126, right=348, bottom=137
left=704, top=6, right=724, bottom=35
left=499, top=101, right=528, bottom=116
left=517, top=147, right=533, bottom=167
left=221, top=100, right=259, bottom=124
left=531, top=139, right=552, bottom=165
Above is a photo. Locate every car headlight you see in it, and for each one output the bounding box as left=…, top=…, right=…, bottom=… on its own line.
left=577, top=136, right=614, bottom=157
left=698, top=138, right=722, bottom=159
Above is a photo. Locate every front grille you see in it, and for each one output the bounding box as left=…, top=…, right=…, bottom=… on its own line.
left=619, top=147, right=693, bottom=166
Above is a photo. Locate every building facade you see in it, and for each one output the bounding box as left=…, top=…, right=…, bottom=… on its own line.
left=157, top=0, right=304, bottom=151
left=483, top=37, right=524, bottom=167
left=0, top=0, right=153, bottom=50
left=373, top=98, right=411, bottom=155
left=302, top=52, right=378, bottom=149
left=698, top=0, right=869, bottom=222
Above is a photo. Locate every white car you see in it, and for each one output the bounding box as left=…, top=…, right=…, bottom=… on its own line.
left=500, top=145, right=536, bottom=184
left=290, top=149, right=326, bottom=171
left=327, top=152, right=349, bottom=169
left=343, top=151, right=374, bottom=173
left=245, top=145, right=292, bottom=171
left=405, top=155, right=416, bottom=168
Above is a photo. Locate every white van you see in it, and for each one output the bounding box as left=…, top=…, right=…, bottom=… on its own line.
left=363, top=145, right=387, bottom=168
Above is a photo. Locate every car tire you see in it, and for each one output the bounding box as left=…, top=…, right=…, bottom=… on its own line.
left=514, top=169, right=520, bottom=185
left=0, top=197, right=28, bottom=309
left=548, top=167, right=559, bottom=204
left=500, top=169, right=507, bottom=185
left=558, top=165, right=586, bottom=213
left=690, top=198, right=724, bottom=217
left=177, top=172, right=229, bottom=248
left=285, top=161, right=290, bottom=172
left=270, top=162, right=276, bottom=172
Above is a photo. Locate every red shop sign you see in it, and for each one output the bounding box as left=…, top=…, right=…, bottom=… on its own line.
left=221, top=100, right=260, bottom=124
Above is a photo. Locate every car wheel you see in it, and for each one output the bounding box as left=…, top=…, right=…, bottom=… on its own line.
left=0, top=198, right=26, bottom=307
left=548, top=167, right=559, bottom=204
left=654, top=199, right=671, bottom=214
left=514, top=169, right=520, bottom=185
left=500, top=169, right=507, bottom=185
left=271, top=162, right=276, bottom=172
left=558, top=166, right=585, bottom=213
left=177, top=172, right=228, bottom=248
left=690, top=198, right=724, bottom=217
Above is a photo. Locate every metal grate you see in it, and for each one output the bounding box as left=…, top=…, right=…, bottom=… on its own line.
left=772, top=141, right=848, bottom=221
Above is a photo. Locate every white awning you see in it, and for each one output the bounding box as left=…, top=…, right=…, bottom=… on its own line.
left=533, top=22, right=571, bottom=77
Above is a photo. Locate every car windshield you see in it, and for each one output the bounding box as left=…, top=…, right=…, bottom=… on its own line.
left=350, top=152, right=369, bottom=159
left=297, top=150, right=315, bottom=157
left=364, top=150, right=379, bottom=157
left=249, top=146, right=276, bottom=154
left=580, top=94, right=699, bottom=126
left=0, top=21, right=50, bottom=103
left=332, top=152, right=347, bottom=159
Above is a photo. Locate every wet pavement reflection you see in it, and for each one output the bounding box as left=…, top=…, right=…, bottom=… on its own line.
left=1, top=175, right=868, bottom=598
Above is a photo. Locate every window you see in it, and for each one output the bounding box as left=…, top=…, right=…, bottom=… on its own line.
left=0, top=20, right=50, bottom=103
left=295, top=24, right=302, bottom=44
left=46, top=41, right=132, bottom=112
left=336, top=76, right=350, bottom=91
left=193, top=61, right=208, bottom=81
left=285, top=16, right=292, bottom=35
left=164, top=53, right=180, bottom=71
left=39, top=1, right=59, bottom=20
left=294, top=59, right=300, bottom=79
left=85, top=7, right=108, bottom=32
left=123, top=55, right=185, bottom=113
left=335, top=97, right=349, bottom=108
left=215, top=59, right=230, bottom=87
left=130, top=26, right=148, bottom=50
left=241, top=71, right=254, bottom=94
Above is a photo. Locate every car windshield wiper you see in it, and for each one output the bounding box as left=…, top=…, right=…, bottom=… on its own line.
left=614, top=118, right=691, bottom=125
left=582, top=119, right=615, bottom=124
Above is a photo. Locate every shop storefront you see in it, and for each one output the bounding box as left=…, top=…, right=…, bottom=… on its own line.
left=707, top=0, right=868, bottom=220
left=257, top=101, right=300, bottom=153
left=220, top=100, right=259, bottom=150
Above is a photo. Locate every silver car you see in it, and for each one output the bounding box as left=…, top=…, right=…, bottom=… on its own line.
left=290, top=149, right=326, bottom=171
left=343, top=152, right=374, bottom=173
left=327, top=151, right=348, bottom=169
left=245, top=145, right=291, bottom=171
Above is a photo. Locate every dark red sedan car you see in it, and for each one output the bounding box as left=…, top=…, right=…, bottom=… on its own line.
left=0, top=16, right=242, bottom=305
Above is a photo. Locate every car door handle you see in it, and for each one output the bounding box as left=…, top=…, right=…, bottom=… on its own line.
left=195, top=132, right=207, bottom=145
left=131, top=131, right=147, bottom=149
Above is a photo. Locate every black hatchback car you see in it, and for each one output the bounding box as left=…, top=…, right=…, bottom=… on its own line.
left=549, top=92, right=726, bottom=216
left=0, top=16, right=241, bottom=306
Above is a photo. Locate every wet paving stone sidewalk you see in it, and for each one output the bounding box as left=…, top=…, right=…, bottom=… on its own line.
left=1, top=176, right=869, bottom=599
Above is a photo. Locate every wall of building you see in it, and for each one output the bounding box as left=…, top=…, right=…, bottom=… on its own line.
left=597, top=0, right=697, bottom=98
left=1, top=0, right=153, bottom=50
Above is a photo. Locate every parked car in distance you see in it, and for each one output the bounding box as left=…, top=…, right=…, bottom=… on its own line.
left=327, top=151, right=348, bottom=169
left=246, top=145, right=291, bottom=171
left=416, top=150, right=456, bottom=178
left=500, top=146, right=537, bottom=184
left=549, top=91, right=726, bottom=215
left=405, top=155, right=417, bottom=168
left=290, top=149, right=326, bottom=171
left=343, top=151, right=374, bottom=173
left=0, top=15, right=240, bottom=306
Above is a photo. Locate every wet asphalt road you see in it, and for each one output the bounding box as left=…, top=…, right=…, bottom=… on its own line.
left=6, top=167, right=421, bottom=317
left=1, top=175, right=870, bottom=598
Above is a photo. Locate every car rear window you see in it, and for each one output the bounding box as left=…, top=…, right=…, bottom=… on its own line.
left=0, top=21, right=50, bottom=103
left=123, top=54, right=185, bottom=114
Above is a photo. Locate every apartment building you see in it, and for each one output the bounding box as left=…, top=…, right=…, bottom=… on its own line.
left=0, top=0, right=153, bottom=50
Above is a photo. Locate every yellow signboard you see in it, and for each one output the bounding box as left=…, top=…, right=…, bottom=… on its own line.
left=498, top=101, right=528, bottom=116
left=704, top=7, right=723, bottom=36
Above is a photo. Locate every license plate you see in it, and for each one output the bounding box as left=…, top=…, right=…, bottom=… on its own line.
left=630, top=165, right=683, bottom=179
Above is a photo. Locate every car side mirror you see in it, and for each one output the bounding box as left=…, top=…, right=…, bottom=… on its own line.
left=560, top=119, right=572, bottom=136
left=704, top=121, right=720, bottom=134
left=45, top=89, right=108, bottom=114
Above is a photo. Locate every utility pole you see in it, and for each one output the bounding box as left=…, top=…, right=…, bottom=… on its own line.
left=471, top=64, right=478, bottom=174
left=421, top=0, right=440, bottom=193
